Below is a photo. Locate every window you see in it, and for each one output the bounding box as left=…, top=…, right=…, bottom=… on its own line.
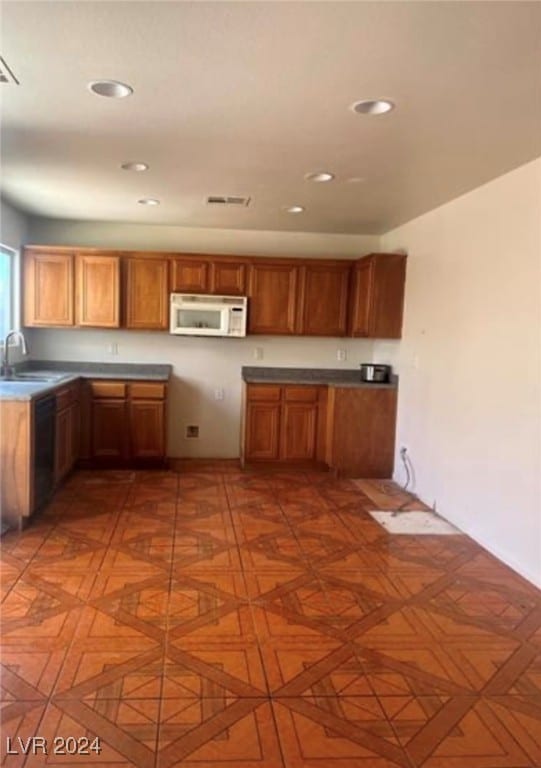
left=0, top=246, right=15, bottom=338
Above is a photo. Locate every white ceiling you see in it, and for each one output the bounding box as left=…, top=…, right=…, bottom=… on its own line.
left=1, top=1, right=540, bottom=235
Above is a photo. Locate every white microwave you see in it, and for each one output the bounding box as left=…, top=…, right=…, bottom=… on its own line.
left=170, top=293, right=248, bottom=337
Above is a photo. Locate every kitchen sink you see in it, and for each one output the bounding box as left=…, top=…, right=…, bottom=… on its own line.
left=1, top=372, right=69, bottom=383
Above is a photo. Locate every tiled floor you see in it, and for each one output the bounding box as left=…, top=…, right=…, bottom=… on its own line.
left=1, top=467, right=541, bottom=768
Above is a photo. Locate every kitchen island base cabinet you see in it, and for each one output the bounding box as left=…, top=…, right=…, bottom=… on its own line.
left=325, top=387, right=397, bottom=478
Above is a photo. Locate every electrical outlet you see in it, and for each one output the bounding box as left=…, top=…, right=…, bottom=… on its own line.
left=186, top=425, right=199, bottom=438
left=400, top=445, right=408, bottom=457
left=254, top=347, right=263, bottom=361
left=336, top=349, right=347, bottom=362
left=107, top=342, right=118, bottom=355
left=214, top=388, right=224, bottom=401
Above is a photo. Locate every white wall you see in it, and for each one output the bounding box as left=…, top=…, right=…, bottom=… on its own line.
left=382, top=158, right=541, bottom=587
left=27, top=216, right=379, bottom=258
left=1, top=197, right=28, bottom=251
left=25, top=217, right=379, bottom=458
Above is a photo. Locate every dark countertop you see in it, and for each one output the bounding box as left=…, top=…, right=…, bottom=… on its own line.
left=0, top=361, right=172, bottom=401
left=241, top=366, right=398, bottom=388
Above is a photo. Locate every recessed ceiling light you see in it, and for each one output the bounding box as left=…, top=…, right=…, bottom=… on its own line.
left=121, top=162, right=149, bottom=172
left=138, top=198, right=160, bottom=206
left=284, top=205, right=304, bottom=214
left=351, top=99, right=394, bottom=115
left=304, top=171, right=334, bottom=183
left=88, top=80, right=133, bottom=98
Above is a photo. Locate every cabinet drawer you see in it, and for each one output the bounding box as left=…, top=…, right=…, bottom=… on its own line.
left=129, top=382, right=166, bottom=400
left=284, top=386, right=319, bottom=403
left=89, top=381, right=126, bottom=399
left=56, top=383, right=78, bottom=411
left=247, top=384, right=281, bottom=402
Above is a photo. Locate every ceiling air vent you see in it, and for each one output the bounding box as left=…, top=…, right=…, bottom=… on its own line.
left=206, top=195, right=251, bottom=207
left=0, top=56, right=19, bottom=85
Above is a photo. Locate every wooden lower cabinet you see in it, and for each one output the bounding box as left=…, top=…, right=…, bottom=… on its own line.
left=129, top=400, right=166, bottom=459
left=55, top=382, right=80, bottom=483
left=245, top=401, right=281, bottom=460
left=55, top=404, right=73, bottom=481
left=243, top=381, right=397, bottom=476
left=91, top=399, right=128, bottom=460
left=325, top=387, right=397, bottom=477
left=85, top=379, right=168, bottom=466
left=243, top=384, right=325, bottom=465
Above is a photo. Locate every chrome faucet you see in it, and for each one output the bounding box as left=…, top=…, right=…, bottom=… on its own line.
left=1, top=330, right=29, bottom=378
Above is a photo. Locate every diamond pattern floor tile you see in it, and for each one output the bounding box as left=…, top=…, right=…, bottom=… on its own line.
left=1, top=467, right=540, bottom=768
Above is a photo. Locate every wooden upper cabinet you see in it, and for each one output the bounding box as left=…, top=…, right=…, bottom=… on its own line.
left=75, top=253, right=120, bottom=327
left=209, top=260, right=246, bottom=295
left=22, top=247, right=405, bottom=337
left=171, top=256, right=247, bottom=296
left=23, top=250, right=74, bottom=326
left=170, top=258, right=209, bottom=293
left=349, top=257, right=373, bottom=337
left=247, top=262, right=299, bottom=334
left=125, top=255, right=169, bottom=330
left=299, top=262, right=350, bottom=336
left=349, top=253, right=407, bottom=338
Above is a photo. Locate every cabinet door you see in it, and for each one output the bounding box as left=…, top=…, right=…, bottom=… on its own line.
left=71, top=401, right=80, bottom=467
left=280, top=386, right=319, bottom=461
left=349, top=254, right=407, bottom=338
left=23, top=251, right=74, bottom=326
left=91, top=400, right=128, bottom=459
left=55, top=406, right=73, bottom=482
left=280, top=403, right=318, bottom=461
left=209, top=261, right=246, bottom=295
left=300, top=263, right=350, bottom=336
left=75, top=253, right=120, bottom=327
left=247, top=263, right=299, bottom=334
left=349, top=258, right=374, bottom=337
left=129, top=400, right=165, bottom=460
left=327, top=387, right=397, bottom=477
left=245, top=402, right=281, bottom=460
left=171, top=258, right=209, bottom=293
left=369, top=253, right=407, bottom=338
left=125, top=256, right=169, bottom=329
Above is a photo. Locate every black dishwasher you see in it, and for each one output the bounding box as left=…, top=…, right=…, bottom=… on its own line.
left=34, top=395, right=55, bottom=510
